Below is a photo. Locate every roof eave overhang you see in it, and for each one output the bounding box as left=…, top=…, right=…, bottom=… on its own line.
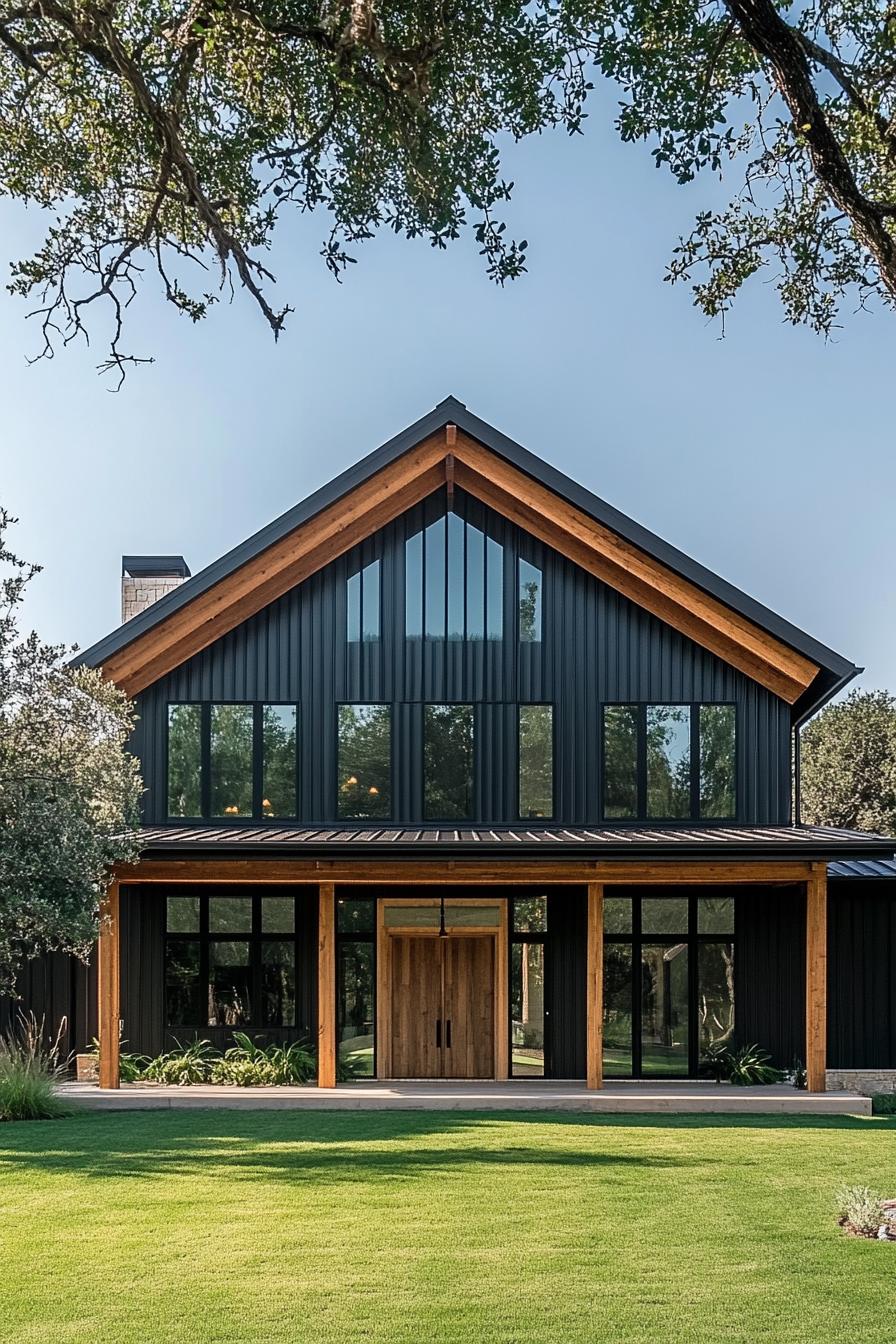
left=75, top=397, right=854, bottom=708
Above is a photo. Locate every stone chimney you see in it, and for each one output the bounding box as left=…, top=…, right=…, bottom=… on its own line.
left=121, top=556, right=191, bottom=623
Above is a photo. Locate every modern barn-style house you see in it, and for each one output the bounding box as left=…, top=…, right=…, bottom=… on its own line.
left=18, top=399, right=896, bottom=1092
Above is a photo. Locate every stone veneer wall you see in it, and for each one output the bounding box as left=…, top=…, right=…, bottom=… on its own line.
left=122, top=574, right=185, bottom=623
left=827, top=1069, right=896, bottom=1095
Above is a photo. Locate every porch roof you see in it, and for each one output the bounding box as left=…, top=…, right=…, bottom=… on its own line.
left=135, top=822, right=895, bottom=861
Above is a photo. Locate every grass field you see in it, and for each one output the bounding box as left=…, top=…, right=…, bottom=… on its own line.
left=1, top=1109, right=895, bottom=1343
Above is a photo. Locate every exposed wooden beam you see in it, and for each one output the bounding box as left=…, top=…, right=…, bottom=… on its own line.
left=114, top=858, right=816, bottom=885
left=317, top=882, right=337, bottom=1088
left=806, top=862, right=828, bottom=1092
left=97, top=429, right=819, bottom=704
left=97, top=879, right=121, bottom=1090
left=586, top=882, right=604, bottom=1090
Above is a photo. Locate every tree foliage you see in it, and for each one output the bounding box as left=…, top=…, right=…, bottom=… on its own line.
left=800, top=688, right=896, bottom=835
left=1, top=0, right=894, bottom=379
left=0, top=511, right=142, bottom=993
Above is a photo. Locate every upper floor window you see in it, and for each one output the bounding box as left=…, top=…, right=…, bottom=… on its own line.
left=337, top=704, right=391, bottom=820
left=518, top=559, right=542, bottom=642
left=346, top=559, right=380, bottom=642
left=405, top=512, right=503, bottom=640
left=424, top=703, right=474, bottom=820
left=602, top=703, right=736, bottom=822
left=519, top=704, right=553, bottom=819
left=167, top=703, right=297, bottom=821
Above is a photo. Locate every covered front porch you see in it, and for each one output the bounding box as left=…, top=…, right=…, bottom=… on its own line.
left=95, top=844, right=835, bottom=1094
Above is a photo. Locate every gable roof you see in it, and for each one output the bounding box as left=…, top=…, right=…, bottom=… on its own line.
left=75, top=396, right=857, bottom=718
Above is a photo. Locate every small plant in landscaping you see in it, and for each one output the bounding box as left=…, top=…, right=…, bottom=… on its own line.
left=87, top=1038, right=149, bottom=1083
left=699, top=1042, right=784, bottom=1086
left=142, top=1038, right=217, bottom=1086
left=0, top=1012, right=71, bottom=1122
left=836, top=1185, right=887, bottom=1238
left=872, top=1092, right=896, bottom=1116
left=209, top=1035, right=316, bottom=1087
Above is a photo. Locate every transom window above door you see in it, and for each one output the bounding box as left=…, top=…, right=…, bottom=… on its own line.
left=602, top=703, right=737, bottom=822
left=405, top=511, right=504, bottom=640
left=167, top=703, right=297, bottom=821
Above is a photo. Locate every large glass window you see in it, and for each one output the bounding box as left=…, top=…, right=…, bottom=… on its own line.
left=519, top=705, right=553, bottom=819
left=510, top=896, right=547, bottom=1076
left=166, top=703, right=298, bottom=821
left=602, top=893, right=736, bottom=1077
left=603, top=705, right=638, bottom=819
left=423, top=704, right=474, bottom=821
left=337, top=895, right=375, bottom=1076
left=346, top=559, right=380, bottom=642
left=699, top=704, right=737, bottom=818
left=167, top=704, right=202, bottom=818
left=262, top=705, right=297, bottom=819
left=405, top=512, right=504, bottom=640
left=646, top=705, right=691, bottom=819
left=602, top=703, right=736, bottom=822
left=337, top=704, right=391, bottom=820
left=210, top=705, right=254, bottom=818
left=165, top=892, right=302, bottom=1030
left=518, top=559, right=542, bottom=642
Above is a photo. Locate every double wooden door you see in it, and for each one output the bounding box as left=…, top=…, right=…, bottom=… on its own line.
left=390, top=935, right=495, bottom=1079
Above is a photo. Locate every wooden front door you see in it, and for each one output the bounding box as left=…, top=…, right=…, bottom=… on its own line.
left=389, top=935, right=495, bottom=1079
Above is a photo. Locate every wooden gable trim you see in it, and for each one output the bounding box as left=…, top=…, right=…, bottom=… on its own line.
left=101, top=426, right=819, bottom=701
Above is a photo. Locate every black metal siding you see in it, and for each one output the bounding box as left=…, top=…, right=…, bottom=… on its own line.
left=735, top=886, right=806, bottom=1069
left=136, top=487, right=792, bottom=828
left=829, top=880, right=896, bottom=1068
left=546, top=889, right=587, bottom=1079
left=0, top=951, right=95, bottom=1057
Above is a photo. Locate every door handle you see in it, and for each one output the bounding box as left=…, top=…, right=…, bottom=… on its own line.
left=436, top=1019, right=442, bottom=1048
left=446, top=1019, right=452, bottom=1048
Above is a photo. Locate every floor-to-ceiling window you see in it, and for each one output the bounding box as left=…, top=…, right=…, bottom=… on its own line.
left=336, top=895, right=376, bottom=1076
left=510, top=895, right=547, bottom=1076
left=603, top=893, right=735, bottom=1077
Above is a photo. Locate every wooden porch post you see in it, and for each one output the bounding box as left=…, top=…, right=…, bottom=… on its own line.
left=806, top=863, right=828, bottom=1093
left=97, top=878, right=121, bottom=1090
left=586, top=882, right=604, bottom=1090
left=317, top=882, right=337, bottom=1088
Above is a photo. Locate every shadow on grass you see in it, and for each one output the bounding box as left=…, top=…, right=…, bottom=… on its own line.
left=0, top=1108, right=893, bottom=1186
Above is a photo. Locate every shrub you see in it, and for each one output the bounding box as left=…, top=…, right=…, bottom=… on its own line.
left=87, top=1038, right=149, bottom=1083
left=872, top=1092, right=896, bottom=1116
left=142, top=1038, right=216, bottom=1085
left=836, top=1185, right=885, bottom=1237
left=0, top=1012, right=71, bottom=1122
left=699, top=1042, right=784, bottom=1086
left=209, top=1034, right=316, bottom=1086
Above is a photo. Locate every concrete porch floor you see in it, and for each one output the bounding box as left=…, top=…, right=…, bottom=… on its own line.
left=59, top=1079, right=872, bottom=1114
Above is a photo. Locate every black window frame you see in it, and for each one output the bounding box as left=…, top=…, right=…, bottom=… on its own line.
left=422, top=701, right=476, bottom=824
left=518, top=702, right=555, bottom=822
left=335, top=701, right=393, bottom=822
left=164, top=891, right=302, bottom=1031
left=346, top=557, right=382, bottom=643
left=508, top=895, right=549, bottom=1078
left=404, top=506, right=505, bottom=642
left=165, top=701, right=299, bottom=824
left=336, top=893, right=377, bottom=1077
left=603, top=893, right=735, bottom=1078
left=600, top=701, right=738, bottom=825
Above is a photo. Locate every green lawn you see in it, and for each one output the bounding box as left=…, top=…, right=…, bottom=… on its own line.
left=1, top=1110, right=895, bottom=1343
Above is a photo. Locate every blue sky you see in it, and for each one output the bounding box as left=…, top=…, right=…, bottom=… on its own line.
left=2, top=108, right=894, bottom=693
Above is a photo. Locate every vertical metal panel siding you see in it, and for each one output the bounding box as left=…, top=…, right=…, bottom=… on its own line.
left=735, top=887, right=806, bottom=1069
left=547, top=890, right=587, bottom=1079
left=829, top=881, right=896, bottom=1068
left=120, top=886, right=165, bottom=1057
left=1, top=950, right=95, bottom=1055
left=137, top=485, right=792, bottom=826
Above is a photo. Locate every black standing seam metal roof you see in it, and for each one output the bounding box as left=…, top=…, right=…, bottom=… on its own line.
left=133, top=823, right=895, bottom=860
left=74, top=396, right=858, bottom=720
left=828, top=857, right=896, bottom=879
